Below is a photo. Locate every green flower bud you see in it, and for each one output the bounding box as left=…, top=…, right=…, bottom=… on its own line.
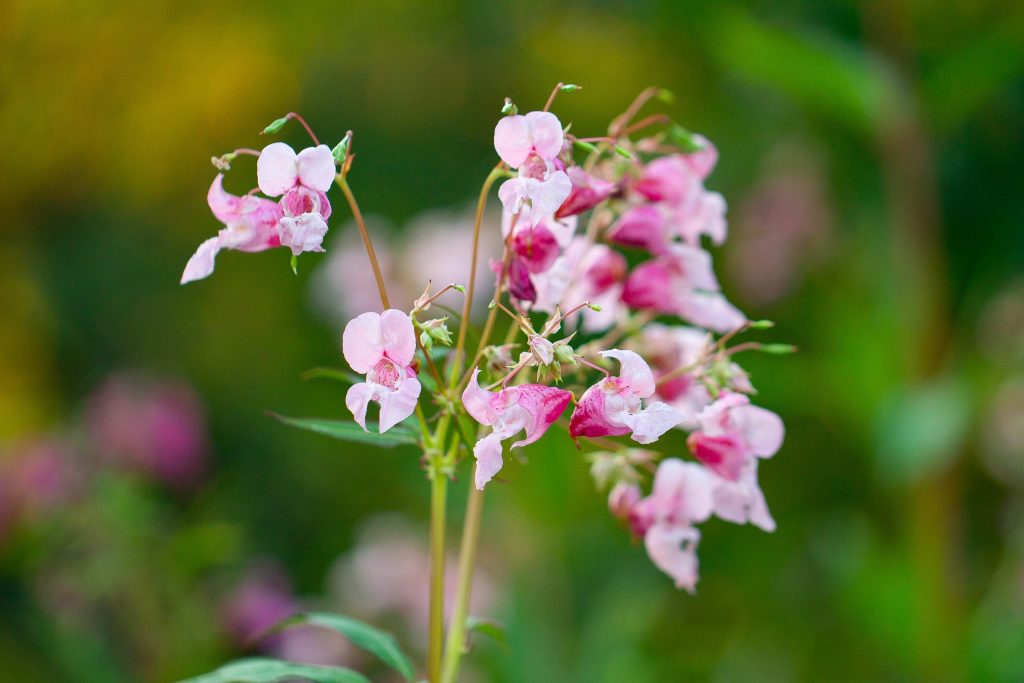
left=262, top=115, right=290, bottom=135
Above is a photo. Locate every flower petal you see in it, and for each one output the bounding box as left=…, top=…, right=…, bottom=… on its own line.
left=644, top=522, right=701, bottom=592
left=257, top=142, right=299, bottom=196
left=462, top=368, right=499, bottom=426
left=494, top=115, right=533, bottom=168
left=345, top=382, right=375, bottom=431
left=529, top=171, right=572, bottom=226
left=180, top=236, right=222, bottom=284
left=509, top=383, right=572, bottom=449
left=649, top=458, right=716, bottom=524
left=379, top=309, right=416, bottom=367
left=687, top=432, right=746, bottom=481
left=523, top=111, right=564, bottom=161
left=473, top=432, right=505, bottom=490
left=295, top=145, right=336, bottom=192
left=278, top=214, right=328, bottom=256
left=378, top=377, right=421, bottom=433
left=679, top=291, right=746, bottom=333
left=624, top=401, right=682, bottom=444
left=601, top=349, right=656, bottom=397
left=342, top=312, right=385, bottom=373
left=733, top=404, right=784, bottom=458
left=569, top=384, right=630, bottom=440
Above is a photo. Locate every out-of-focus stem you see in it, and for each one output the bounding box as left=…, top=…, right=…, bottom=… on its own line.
left=440, top=481, right=485, bottom=683
left=427, top=463, right=447, bottom=683
left=336, top=176, right=390, bottom=310
left=450, top=164, right=505, bottom=387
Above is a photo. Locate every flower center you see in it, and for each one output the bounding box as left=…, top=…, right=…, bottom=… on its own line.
left=369, top=358, right=402, bottom=389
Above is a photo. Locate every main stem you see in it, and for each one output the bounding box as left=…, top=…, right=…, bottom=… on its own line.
left=440, top=481, right=485, bottom=683
left=428, top=465, right=448, bottom=682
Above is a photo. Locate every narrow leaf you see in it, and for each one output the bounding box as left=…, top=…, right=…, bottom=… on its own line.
left=466, top=616, right=508, bottom=646
left=300, top=367, right=364, bottom=384
left=267, top=413, right=419, bottom=448
left=178, top=657, right=369, bottom=683
left=277, top=613, right=415, bottom=681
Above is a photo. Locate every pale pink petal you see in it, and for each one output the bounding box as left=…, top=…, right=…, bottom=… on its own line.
left=733, top=404, right=784, bottom=457
left=378, top=378, right=421, bottom=432
left=623, top=402, right=682, bottom=444
left=278, top=214, right=328, bottom=256
left=207, top=174, right=240, bottom=225
left=523, top=111, right=564, bottom=161
left=494, top=116, right=533, bottom=168
left=342, top=312, right=385, bottom=373
left=257, top=142, right=299, bottom=196
left=712, top=463, right=776, bottom=532
left=644, top=522, right=701, bottom=592
left=473, top=432, right=505, bottom=489
left=497, top=177, right=528, bottom=216
left=679, top=292, right=746, bottom=333
left=462, top=369, right=498, bottom=426
left=608, top=482, right=641, bottom=520
left=295, top=145, right=336, bottom=192
left=379, top=309, right=416, bottom=367
left=180, top=237, right=221, bottom=284
left=529, top=171, right=572, bottom=226
left=684, top=135, right=718, bottom=179
left=345, top=383, right=376, bottom=431
left=650, top=459, right=716, bottom=524
left=509, top=384, right=572, bottom=449
left=601, top=349, right=656, bottom=397
left=673, top=244, right=719, bottom=292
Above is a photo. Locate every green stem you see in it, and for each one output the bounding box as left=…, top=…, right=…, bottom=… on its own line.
left=428, top=463, right=448, bottom=682
left=440, top=480, right=485, bottom=683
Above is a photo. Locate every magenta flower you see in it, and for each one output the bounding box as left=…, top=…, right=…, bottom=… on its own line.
left=180, top=175, right=285, bottom=284
left=257, top=142, right=336, bottom=255
left=555, top=167, right=616, bottom=219
left=342, top=310, right=422, bottom=433
left=607, top=204, right=671, bottom=254
left=569, top=350, right=682, bottom=444
left=631, top=459, right=717, bottom=592
left=462, top=369, right=572, bottom=489
left=534, top=238, right=627, bottom=331
left=622, top=244, right=746, bottom=332
left=688, top=393, right=783, bottom=531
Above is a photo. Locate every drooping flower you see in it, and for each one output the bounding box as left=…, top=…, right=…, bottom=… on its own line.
left=630, top=459, right=717, bottom=592
left=687, top=393, right=784, bottom=531
left=180, top=175, right=285, bottom=284
left=533, top=238, right=628, bottom=332
left=342, top=310, right=422, bottom=433
left=622, top=244, right=746, bottom=332
left=555, top=167, right=616, bottom=219
left=630, top=324, right=713, bottom=428
left=257, top=142, right=336, bottom=255
left=462, top=369, right=572, bottom=489
left=607, top=204, right=672, bottom=254
left=569, top=350, right=682, bottom=444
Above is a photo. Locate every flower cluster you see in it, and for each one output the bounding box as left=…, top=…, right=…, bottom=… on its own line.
left=181, top=135, right=337, bottom=284
left=333, top=88, right=790, bottom=593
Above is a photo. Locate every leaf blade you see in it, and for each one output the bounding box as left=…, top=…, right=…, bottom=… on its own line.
left=278, top=613, right=415, bottom=681
left=267, top=413, right=419, bottom=448
left=178, top=657, right=370, bottom=683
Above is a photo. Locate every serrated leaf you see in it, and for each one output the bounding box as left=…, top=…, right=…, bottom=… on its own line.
left=466, top=616, right=508, bottom=646
left=178, top=657, right=370, bottom=683
left=268, top=413, right=419, bottom=448
left=277, top=613, right=414, bottom=681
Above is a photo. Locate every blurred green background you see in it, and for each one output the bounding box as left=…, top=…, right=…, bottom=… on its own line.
left=2, top=0, right=1023, bottom=681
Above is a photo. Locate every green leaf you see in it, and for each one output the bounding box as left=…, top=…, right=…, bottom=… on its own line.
left=466, top=616, right=508, bottom=646
left=277, top=613, right=415, bottom=681
left=290, top=254, right=298, bottom=275
left=267, top=413, right=419, bottom=448
left=178, top=657, right=369, bottom=683
left=299, top=367, right=364, bottom=384
left=262, top=116, right=291, bottom=135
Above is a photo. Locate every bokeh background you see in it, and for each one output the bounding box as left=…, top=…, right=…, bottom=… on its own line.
left=2, top=0, right=1023, bottom=680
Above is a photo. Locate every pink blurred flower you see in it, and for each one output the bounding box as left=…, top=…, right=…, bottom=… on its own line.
left=222, top=562, right=297, bottom=646
left=555, top=167, right=616, bottom=219
left=462, top=369, right=572, bottom=489
left=181, top=175, right=284, bottom=284
left=342, top=310, right=422, bottom=433
left=569, top=350, right=681, bottom=444
left=608, top=204, right=672, bottom=254
left=87, top=373, right=209, bottom=490
left=631, top=324, right=713, bottom=428
left=7, top=439, right=83, bottom=518
left=533, top=238, right=627, bottom=332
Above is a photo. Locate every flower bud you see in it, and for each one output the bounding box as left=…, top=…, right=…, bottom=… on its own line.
left=418, top=317, right=452, bottom=346
left=554, top=342, right=576, bottom=365
left=332, top=132, right=352, bottom=164
left=608, top=482, right=642, bottom=520
left=262, top=115, right=290, bottom=135
left=501, top=98, right=518, bottom=116
left=528, top=335, right=555, bottom=365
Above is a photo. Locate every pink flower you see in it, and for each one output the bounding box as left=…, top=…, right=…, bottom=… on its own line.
left=498, top=170, right=572, bottom=227
left=687, top=393, right=783, bottom=531
left=180, top=175, right=284, bottom=284
left=633, top=155, right=702, bottom=205
left=342, top=310, right=422, bottom=433
left=673, top=190, right=727, bottom=247
left=569, top=350, right=682, bottom=444
left=493, top=111, right=564, bottom=167
left=632, top=324, right=713, bottom=428
left=555, top=167, right=616, bottom=219
left=608, top=481, right=641, bottom=520
left=631, top=459, right=717, bottom=592
left=622, top=245, right=746, bottom=332
left=258, top=142, right=336, bottom=255
left=462, top=369, right=572, bottom=489
left=607, top=204, right=671, bottom=254
left=533, top=238, right=627, bottom=332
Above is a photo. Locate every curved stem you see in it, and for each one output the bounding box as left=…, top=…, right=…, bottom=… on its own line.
left=450, top=164, right=505, bottom=387
left=336, top=176, right=390, bottom=310
left=440, top=482, right=485, bottom=683
left=428, top=466, right=447, bottom=682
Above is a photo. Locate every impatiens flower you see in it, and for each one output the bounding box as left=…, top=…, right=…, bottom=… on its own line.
left=608, top=204, right=671, bottom=254
left=181, top=175, right=285, bottom=284
left=342, top=310, right=422, bottom=433
left=533, top=238, right=628, bottom=332
left=257, top=142, right=336, bottom=255
left=608, top=481, right=641, bottom=521
left=498, top=169, right=572, bottom=227
left=569, top=350, right=682, bottom=444
left=493, top=111, right=565, bottom=167
left=631, top=324, right=713, bottom=428
left=555, top=167, right=616, bottom=219
left=688, top=393, right=783, bottom=531
left=462, top=369, right=572, bottom=489
left=622, top=244, right=746, bottom=332
left=630, top=459, right=717, bottom=592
